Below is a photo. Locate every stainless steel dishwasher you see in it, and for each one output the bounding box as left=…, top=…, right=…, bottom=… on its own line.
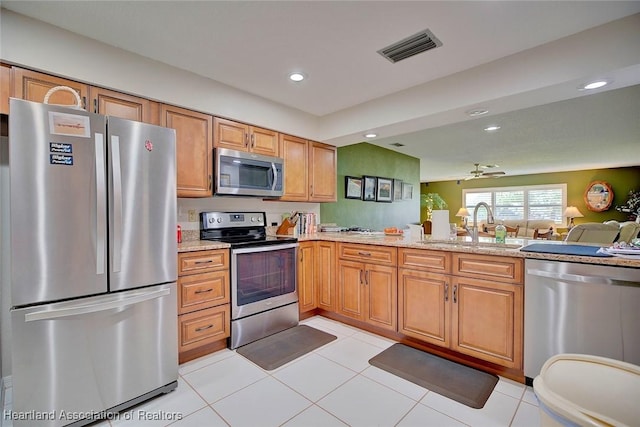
left=524, top=259, right=640, bottom=382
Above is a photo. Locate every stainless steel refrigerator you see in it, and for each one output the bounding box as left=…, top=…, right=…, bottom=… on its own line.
left=7, top=98, right=178, bottom=427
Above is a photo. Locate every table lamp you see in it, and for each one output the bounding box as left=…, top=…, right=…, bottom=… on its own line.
left=455, top=207, right=470, bottom=228
left=564, top=206, right=584, bottom=230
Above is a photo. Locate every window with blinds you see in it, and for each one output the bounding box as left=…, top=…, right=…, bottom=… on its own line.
left=463, top=184, right=566, bottom=225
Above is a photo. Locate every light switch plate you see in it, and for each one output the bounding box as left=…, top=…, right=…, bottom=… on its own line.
left=188, top=209, right=197, bottom=222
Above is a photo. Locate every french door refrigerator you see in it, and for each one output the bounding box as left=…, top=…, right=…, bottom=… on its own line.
left=8, top=98, right=178, bottom=427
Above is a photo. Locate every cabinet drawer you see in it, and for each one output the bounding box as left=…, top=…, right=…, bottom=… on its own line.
left=178, top=249, right=228, bottom=275
left=178, top=270, right=229, bottom=314
left=399, top=248, right=450, bottom=273
left=338, top=244, right=397, bottom=265
left=452, top=253, right=523, bottom=284
left=179, top=305, right=230, bottom=352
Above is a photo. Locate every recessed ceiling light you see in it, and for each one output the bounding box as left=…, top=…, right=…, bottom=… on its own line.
left=579, top=80, right=610, bottom=90
left=364, top=133, right=377, bottom=138
left=484, top=125, right=501, bottom=132
left=466, top=108, right=489, bottom=117
left=289, top=72, right=306, bottom=82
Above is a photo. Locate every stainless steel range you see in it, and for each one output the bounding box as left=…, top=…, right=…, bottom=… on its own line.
left=200, top=211, right=299, bottom=348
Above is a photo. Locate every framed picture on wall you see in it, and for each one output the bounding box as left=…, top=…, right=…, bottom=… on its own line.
left=402, top=182, right=413, bottom=200
left=345, top=176, right=363, bottom=199
left=376, top=177, right=393, bottom=202
left=362, top=176, right=377, bottom=201
left=393, top=179, right=403, bottom=201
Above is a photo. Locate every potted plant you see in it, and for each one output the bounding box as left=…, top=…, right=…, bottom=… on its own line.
left=420, top=193, right=448, bottom=234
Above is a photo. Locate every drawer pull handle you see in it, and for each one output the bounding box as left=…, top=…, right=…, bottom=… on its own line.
left=194, top=288, right=213, bottom=294
left=444, top=282, right=449, bottom=302
left=357, top=251, right=372, bottom=257
left=453, top=284, right=458, bottom=304
left=195, top=324, right=214, bottom=332
left=194, top=260, right=213, bottom=264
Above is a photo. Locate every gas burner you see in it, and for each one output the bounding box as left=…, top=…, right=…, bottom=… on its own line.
left=347, top=227, right=372, bottom=232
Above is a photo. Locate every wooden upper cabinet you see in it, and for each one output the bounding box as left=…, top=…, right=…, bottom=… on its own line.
left=12, top=67, right=88, bottom=109
left=1, top=64, right=10, bottom=114
left=279, top=133, right=309, bottom=201
left=161, top=105, right=213, bottom=198
left=249, top=125, right=279, bottom=156
left=214, top=117, right=278, bottom=156
left=309, top=141, right=337, bottom=202
left=89, top=87, right=159, bottom=125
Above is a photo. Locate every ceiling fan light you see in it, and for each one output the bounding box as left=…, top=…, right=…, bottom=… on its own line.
left=484, top=125, right=501, bottom=132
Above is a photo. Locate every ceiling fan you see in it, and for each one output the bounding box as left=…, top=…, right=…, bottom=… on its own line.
left=464, top=163, right=506, bottom=180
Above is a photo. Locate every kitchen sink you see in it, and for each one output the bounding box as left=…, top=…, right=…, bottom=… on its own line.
left=418, top=239, right=523, bottom=250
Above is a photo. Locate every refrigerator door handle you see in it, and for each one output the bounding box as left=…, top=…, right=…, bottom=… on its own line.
left=111, top=134, right=123, bottom=273
left=95, top=132, right=107, bottom=275
left=24, top=288, right=171, bottom=322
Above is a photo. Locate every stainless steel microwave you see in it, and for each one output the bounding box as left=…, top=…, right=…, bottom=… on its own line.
left=215, top=148, right=284, bottom=197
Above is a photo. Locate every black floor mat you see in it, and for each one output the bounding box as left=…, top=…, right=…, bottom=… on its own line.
left=236, top=325, right=337, bottom=371
left=369, top=343, right=498, bottom=409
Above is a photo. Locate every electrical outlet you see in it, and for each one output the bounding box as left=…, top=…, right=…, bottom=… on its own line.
left=188, top=209, right=197, bottom=222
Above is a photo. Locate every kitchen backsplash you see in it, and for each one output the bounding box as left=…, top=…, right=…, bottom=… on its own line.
left=178, top=197, right=321, bottom=241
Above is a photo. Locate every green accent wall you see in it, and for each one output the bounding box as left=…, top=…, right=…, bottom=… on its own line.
left=320, top=143, right=420, bottom=230
left=421, top=166, right=640, bottom=225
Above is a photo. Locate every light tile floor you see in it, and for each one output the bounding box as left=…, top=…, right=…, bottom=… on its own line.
left=2, top=316, right=541, bottom=427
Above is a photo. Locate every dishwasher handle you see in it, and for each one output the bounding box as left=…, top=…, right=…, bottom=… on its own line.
left=526, top=268, right=640, bottom=288
left=25, top=288, right=171, bottom=322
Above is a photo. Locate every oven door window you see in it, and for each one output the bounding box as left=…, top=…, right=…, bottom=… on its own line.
left=235, top=246, right=296, bottom=306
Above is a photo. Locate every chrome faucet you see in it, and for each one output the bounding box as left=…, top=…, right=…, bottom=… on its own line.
left=469, top=202, right=495, bottom=243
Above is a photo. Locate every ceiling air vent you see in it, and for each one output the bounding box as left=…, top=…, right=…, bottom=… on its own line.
left=378, top=29, right=442, bottom=63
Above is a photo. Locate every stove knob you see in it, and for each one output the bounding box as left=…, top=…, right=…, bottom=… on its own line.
left=251, top=217, right=256, bottom=222
left=208, top=217, right=214, bottom=223
left=216, top=217, right=222, bottom=223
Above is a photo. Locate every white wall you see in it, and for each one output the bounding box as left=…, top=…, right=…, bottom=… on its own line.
left=0, top=9, right=321, bottom=141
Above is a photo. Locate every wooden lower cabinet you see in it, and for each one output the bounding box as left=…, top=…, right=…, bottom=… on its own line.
left=179, top=305, right=230, bottom=353
left=337, top=244, right=397, bottom=331
left=299, top=241, right=336, bottom=314
left=451, top=276, right=522, bottom=368
left=316, top=241, right=337, bottom=311
left=398, top=268, right=450, bottom=347
left=298, top=242, right=316, bottom=313
left=398, top=248, right=523, bottom=370
left=177, top=249, right=230, bottom=363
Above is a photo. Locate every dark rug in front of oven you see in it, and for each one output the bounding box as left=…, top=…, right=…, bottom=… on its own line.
left=236, top=325, right=337, bottom=371
left=369, top=343, right=498, bottom=409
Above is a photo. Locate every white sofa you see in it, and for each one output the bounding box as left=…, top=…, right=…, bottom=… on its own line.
left=604, top=220, right=640, bottom=243
left=481, top=219, right=559, bottom=239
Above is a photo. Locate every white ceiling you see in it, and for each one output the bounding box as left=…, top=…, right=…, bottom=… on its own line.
left=3, top=1, right=640, bottom=181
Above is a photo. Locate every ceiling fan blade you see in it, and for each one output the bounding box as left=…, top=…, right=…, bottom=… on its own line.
left=482, top=171, right=506, bottom=176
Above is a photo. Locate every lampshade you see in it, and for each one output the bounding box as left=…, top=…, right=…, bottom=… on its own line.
left=455, top=208, right=470, bottom=217
left=564, top=206, right=584, bottom=218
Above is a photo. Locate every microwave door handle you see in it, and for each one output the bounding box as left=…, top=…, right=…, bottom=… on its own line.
left=271, top=162, right=278, bottom=191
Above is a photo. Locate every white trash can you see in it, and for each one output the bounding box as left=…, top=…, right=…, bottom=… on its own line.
left=533, top=354, right=640, bottom=427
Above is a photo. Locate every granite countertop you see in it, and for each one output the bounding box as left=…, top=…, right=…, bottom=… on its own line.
left=298, top=232, right=640, bottom=268
left=178, top=240, right=230, bottom=253
left=177, top=232, right=640, bottom=267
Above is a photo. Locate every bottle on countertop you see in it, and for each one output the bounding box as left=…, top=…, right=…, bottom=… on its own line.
left=495, top=221, right=506, bottom=244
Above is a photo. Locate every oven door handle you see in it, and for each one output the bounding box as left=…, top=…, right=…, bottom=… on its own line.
left=231, top=242, right=299, bottom=254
